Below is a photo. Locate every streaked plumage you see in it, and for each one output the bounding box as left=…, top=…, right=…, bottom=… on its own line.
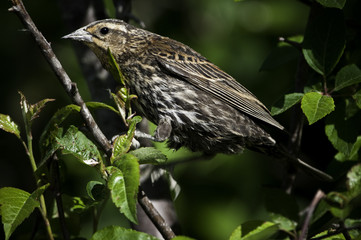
left=63, top=19, right=332, bottom=180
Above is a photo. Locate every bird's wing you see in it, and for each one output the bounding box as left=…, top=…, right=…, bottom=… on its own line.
left=148, top=37, right=284, bottom=130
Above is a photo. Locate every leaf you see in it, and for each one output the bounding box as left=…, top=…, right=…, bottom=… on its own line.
left=0, top=185, right=48, bottom=240
left=39, top=104, right=81, bottom=161
left=260, top=46, right=300, bottom=71
left=229, top=226, right=242, bottom=240
left=316, top=0, right=346, bottom=9
left=56, top=125, right=102, bottom=165
left=334, top=64, right=361, bottom=92
left=301, top=92, right=335, bottom=124
left=353, top=90, right=361, bottom=109
left=86, top=101, right=119, bottom=114
left=112, top=135, right=131, bottom=162
left=271, top=93, right=304, bottom=116
left=19, top=92, right=55, bottom=123
left=325, top=103, right=360, bottom=157
left=241, top=221, right=279, bottom=240
left=90, top=226, right=159, bottom=240
left=302, top=6, right=345, bottom=76
left=86, top=181, right=108, bottom=201
left=113, top=154, right=140, bottom=223
left=130, top=147, right=168, bottom=165
left=173, top=237, right=196, bottom=240
left=107, top=155, right=140, bottom=224
left=0, top=114, right=21, bottom=139
left=107, top=48, right=126, bottom=86
left=111, top=116, right=142, bottom=163
left=346, top=164, right=361, bottom=199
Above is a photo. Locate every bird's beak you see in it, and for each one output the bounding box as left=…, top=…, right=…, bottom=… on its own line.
left=62, top=27, right=93, bottom=43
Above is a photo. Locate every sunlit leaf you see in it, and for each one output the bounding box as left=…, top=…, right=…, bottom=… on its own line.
left=0, top=114, right=21, bottom=139
left=0, top=185, right=48, bottom=240
left=107, top=162, right=139, bottom=224
left=130, top=147, right=168, bottom=165
left=301, top=92, right=335, bottom=124
left=229, top=226, right=242, bottom=240
left=241, top=221, right=279, bottom=240
left=56, top=125, right=102, bottom=165
left=90, top=226, right=159, bottom=240
left=113, top=154, right=139, bottom=224
left=86, top=101, right=119, bottom=114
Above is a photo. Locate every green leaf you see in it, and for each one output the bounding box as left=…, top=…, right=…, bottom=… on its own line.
left=130, top=147, right=168, bottom=165
left=334, top=64, right=361, bottom=92
left=19, top=92, right=55, bottom=124
left=107, top=48, right=126, bottom=86
left=316, top=0, right=346, bottom=9
left=346, top=164, right=361, bottom=199
left=260, top=46, right=300, bottom=71
left=0, top=185, right=48, bottom=240
left=40, top=104, right=80, bottom=161
left=111, top=116, right=142, bottom=163
left=302, top=7, right=345, bottom=76
left=90, top=226, right=159, bottom=240
left=86, top=101, right=119, bottom=114
left=271, top=93, right=304, bottom=116
left=241, top=221, right=279, bottom=240
left=229, top=226, right=242, bottom=240
left=86, top=181, right=107, bottom=201
left=56, top=125, right=102, bottom=165
left=353, top=90, right=361, bottom=109
left=325, top=104, right=360, bottom=157
left=113, top=154, right=139, bottom=223
left=301, top=92, right=335, bottom=124
left=112, top=135, right=131, bottom=162
left=173, top=237, right=196, bottom=240
left=0, top=114, right=21, bottom=139
left=107, top=155, right=140, bottom=224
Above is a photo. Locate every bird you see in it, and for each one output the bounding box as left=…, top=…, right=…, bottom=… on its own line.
left=63, top=19, right=332, bottom=181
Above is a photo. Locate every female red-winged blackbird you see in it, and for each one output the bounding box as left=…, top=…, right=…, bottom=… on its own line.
left=63, top=19, right=331, bottom=181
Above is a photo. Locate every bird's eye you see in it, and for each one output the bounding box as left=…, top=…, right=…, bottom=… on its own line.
left=100, top=27, right=109, bottom=35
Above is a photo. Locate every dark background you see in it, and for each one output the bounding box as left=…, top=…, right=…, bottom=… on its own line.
left=0, top=1, right=334, bottom=239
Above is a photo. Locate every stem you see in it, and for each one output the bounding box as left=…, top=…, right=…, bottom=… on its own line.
left=22, top=107, right=54, bottom=240
left=299, top=190, right=325, bottom=240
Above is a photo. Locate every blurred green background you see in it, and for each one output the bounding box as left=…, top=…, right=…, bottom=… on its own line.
left=0, top=1, right=334, bottom=239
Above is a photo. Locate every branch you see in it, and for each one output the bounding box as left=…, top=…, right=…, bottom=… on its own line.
left=138, top=189, right=176, bottom=240
left=299, top=190, right=325, bottom=240
left=9, top=0, right=112, bottom=156
left=9, top=0, right=175, bottom=238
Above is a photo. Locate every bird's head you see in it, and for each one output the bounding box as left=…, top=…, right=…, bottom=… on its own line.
left=63, top=19, right=143, bottom=68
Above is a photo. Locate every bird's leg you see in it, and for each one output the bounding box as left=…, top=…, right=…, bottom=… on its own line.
left=135, top=117, right=172, bottom=142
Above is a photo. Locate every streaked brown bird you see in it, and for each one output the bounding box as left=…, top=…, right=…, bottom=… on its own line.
left=63, top=19, right=331, bottom=181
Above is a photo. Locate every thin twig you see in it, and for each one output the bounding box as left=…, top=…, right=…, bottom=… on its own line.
left=299, top=190, right=325, bottom=240
left=9, top=0, right=175, bottom=238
